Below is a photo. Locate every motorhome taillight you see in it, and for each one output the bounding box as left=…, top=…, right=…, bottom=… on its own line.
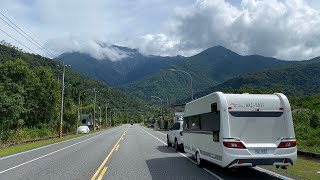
left=223, top=141, right=246, bottom=149
left=278, top=140, right=296, bottom=148
left=180, top=131, right=183, bottom=136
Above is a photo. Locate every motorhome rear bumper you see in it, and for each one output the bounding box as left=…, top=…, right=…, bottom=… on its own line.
left=227, top=158, right=293, bottom=168
left=222, top=147, right=297, bottom=168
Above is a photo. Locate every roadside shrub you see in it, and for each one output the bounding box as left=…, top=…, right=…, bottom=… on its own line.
left=310, top=112, right=320, bottom=128
left=0, top=127, right=56, bottom=144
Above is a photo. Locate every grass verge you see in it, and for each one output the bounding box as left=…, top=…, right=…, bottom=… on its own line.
left=0, top=127, right=112, bottom=158
left=266, top=158, right=320, bottom=180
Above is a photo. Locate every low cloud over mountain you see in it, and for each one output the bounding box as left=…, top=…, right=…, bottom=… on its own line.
left=136, top=0, right=320, bottom=60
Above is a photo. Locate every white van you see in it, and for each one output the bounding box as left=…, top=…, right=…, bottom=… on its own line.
left=183, top=92, right=297, bottom=168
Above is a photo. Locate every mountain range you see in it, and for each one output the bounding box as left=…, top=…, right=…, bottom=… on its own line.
left=58, top=45, right=183, bottom=86
left=58, top=44, right=320, bottom=103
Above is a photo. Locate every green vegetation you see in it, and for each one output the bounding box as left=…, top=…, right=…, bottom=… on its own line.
left=197, top=58, right=320, bottom=97
left=119, top=46, right=291, bottom=103
left=269, top=158, right=320, bottom=180
left=0, top=42, right=147, bottom=145
left=58, top=48, right=183, bottom=86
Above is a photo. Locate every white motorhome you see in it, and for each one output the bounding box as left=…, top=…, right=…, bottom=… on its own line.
left=183, top=92, right=297, bottom=168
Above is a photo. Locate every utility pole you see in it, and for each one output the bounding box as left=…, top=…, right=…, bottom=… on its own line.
left=77, top=88, right=94, bottom=134
left=151, top=96, right=163, bottom=129
left=99, top=106, right=101, bottom=129
left=113, top=111, right=116, bottom=126
left=126, top=111, right=128, bottom=124
left=105, top=103, right=108, bottom=128
left=93, top=88, right=97, bottom=130
left=109, top=110, right=112, bottom=127
left=58, top=63, right=70, bottom=138
left=77, top=93, right=80, bottom=134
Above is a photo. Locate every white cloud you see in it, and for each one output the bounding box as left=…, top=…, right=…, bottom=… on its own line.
left=0, top=0, right=193, bottom=59
left=46, top=35, right=129, bottom=61
left=136, top=0, right=320, bottom=60
left=1, top=0, right=320, bottom=60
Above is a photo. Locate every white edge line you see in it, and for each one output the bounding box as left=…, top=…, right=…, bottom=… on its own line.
left=0, top=127, right=118, bottom=160
left=0, top=129, right=115, bottom=174
left=203, top=168, right=224, bottom=180
left=254, top=166, right=295, bottom=180
left=140, top=127, right=224, bottom=180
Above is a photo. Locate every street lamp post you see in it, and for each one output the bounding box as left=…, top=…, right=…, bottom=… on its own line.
left=151, top=96, right=163, bottom=129
left=57, top=63, right=70, bottom=138
left=170, top=69, right=193, bottom=101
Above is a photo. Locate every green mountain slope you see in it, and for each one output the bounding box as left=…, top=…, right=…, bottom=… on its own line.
left=195, top=57, right=320, bottom=98
left=119, top=46, right=293, bottom=103
left=58, top=45, right=184, bottom=86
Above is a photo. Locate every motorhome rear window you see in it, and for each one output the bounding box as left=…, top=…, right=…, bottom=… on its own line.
left=229, top=111, right=283, bottom=117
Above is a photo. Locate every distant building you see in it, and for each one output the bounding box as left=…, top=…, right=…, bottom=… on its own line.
left=82, top=114, right=94, bottom=129
left=169, top=103, right=186, bottom=126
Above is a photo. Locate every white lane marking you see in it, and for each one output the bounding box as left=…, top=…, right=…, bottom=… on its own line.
left=0, top=127, right=118, bottom=161
left=140, top=127, right=224, bottom=180
left=155, top=131, right=166, bottom=136
left=0, top=129, right=117, bottom=174
left=254, top=167, right=295, bottom=180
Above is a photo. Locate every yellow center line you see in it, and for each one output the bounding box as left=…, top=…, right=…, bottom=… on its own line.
left=97, top=167, right=108, bottom=180
left=91, top=127, right=129, bottom=180
left=115, top=144, right=120, bottom=151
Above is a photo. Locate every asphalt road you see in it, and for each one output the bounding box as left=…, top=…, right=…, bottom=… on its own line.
left=0, top=125, right=294, bottom=180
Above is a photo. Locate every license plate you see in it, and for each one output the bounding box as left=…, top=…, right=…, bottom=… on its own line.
left=255, top=149, right=268, bottom=154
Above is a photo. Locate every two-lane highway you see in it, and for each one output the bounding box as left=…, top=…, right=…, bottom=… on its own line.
left=0, top=126, right=125, bottom=180
left=0, top=124, right=293, bottom=180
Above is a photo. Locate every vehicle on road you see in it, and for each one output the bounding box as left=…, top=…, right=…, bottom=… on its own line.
left=131, top=123, right=133, bottom=125
left=183, top=92, right=297, bottom=169
left=148, top=123, right=154, bottom=128
left=77, top=126, right=90, bottom=134
left=167, top=121, right=184, bottom=152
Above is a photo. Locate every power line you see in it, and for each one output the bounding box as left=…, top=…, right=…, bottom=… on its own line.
left=0, top=12, right=56, bottom=57
left=0, top=27, right=37, bottom=54
left=0, top=12, right=56, bottom=58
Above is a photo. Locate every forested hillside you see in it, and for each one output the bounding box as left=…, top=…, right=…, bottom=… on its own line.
left=120, top=46, right=293, bottom=103
left=58, top=45, right=184, bottom=86
left=195, top=57, right=320, bottom=98
left=0, top=43, right=146, bottom=144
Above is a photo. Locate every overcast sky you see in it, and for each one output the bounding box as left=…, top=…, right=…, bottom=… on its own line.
left=1, top=0, right=320, bottom=60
